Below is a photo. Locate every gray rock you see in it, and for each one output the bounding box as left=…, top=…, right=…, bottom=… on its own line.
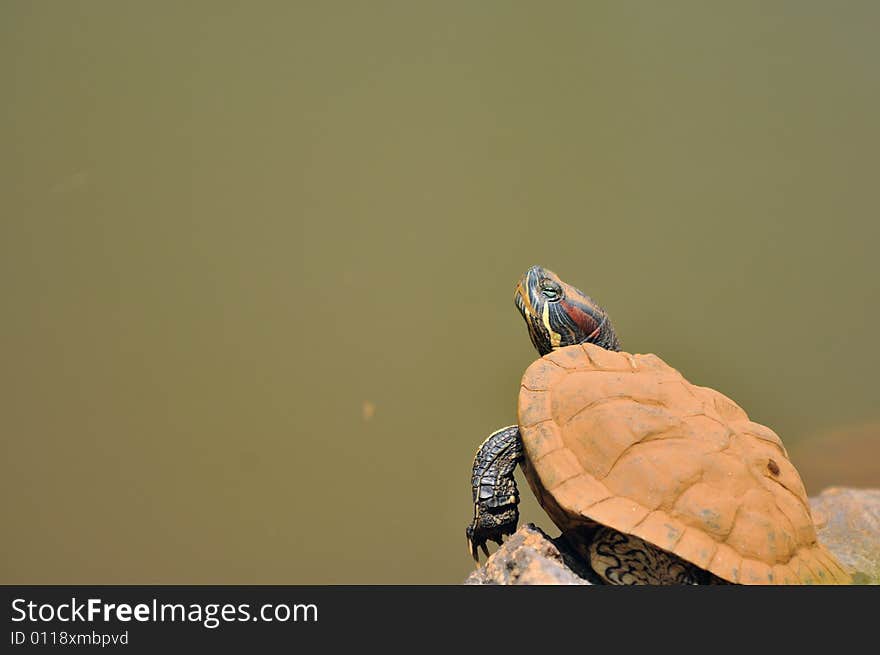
left=464, top=523, right=600, bottom=585
left=811, top=487, right=880, bottom=585
left=466, top=487, right=880, bottom=584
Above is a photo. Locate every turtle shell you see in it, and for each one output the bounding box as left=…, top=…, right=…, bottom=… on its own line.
left=517, top=342, right=851, bottom=585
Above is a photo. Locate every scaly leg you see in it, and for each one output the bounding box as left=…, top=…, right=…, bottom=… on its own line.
left=465, top=425, right=523, bottom=561
left=588, top=527, right=726, bottom=585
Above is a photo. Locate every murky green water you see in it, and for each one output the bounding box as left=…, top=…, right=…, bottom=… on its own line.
left=2, top=2, right=878, bottom=584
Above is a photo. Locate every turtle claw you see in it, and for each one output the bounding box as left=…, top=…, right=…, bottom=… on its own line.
left=466, top=522, right=495, bottom=563
left=465, top=523, right=486, bottom=563
left=466, top=510, right=518, bottom=563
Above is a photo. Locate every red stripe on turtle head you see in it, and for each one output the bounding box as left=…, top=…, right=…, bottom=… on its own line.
left=559, top=297, right=601, bottom=338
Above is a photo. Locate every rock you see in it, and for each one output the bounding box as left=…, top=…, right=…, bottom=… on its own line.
left=811, top=487, right=880, bottom=584
left=464, top=524, right=601, bottom=585
left=465, top=487, right=880, bottom=584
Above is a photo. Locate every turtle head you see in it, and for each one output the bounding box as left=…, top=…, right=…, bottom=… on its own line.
left=514, top=265, right=620, bottom=356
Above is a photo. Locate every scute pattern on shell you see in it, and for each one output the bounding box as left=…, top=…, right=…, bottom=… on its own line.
left=518, top=343, right=852, bottom=585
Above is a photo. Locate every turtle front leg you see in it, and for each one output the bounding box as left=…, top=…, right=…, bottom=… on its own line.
left=466, top=425, right=523, bottom=561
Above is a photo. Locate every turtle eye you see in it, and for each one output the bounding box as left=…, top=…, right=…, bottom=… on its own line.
left=540, top=282, right=562, bottom=301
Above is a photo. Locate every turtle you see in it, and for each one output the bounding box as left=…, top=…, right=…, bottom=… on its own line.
left=466, top=265, right=852, bottom=585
